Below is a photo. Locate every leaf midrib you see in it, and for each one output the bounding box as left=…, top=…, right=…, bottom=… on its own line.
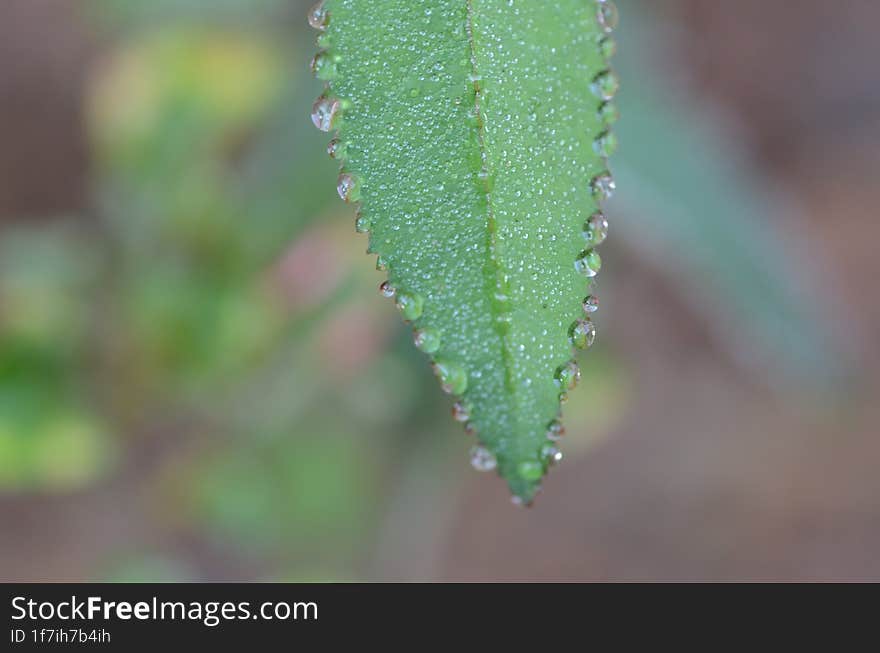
left=465, top=0, right=520, bottom=424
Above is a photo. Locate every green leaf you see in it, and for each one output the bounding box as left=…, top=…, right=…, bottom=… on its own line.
left=310, top=0, right=618, bottom=502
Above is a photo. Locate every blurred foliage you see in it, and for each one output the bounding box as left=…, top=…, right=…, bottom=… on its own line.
left=89, top=0, right=294, bottom=29
left=0, top=225, right=113, bottom=490
left=0, top=0, right=838, bottom=580
left=612, top=0, right=843, bottom=383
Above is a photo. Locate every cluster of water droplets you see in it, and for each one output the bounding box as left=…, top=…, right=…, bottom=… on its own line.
left=562, top=0, right=619, bottom=370
left=315, top=2, right=487, bottom=460
left=309, top=1, right=620, bottom=503
left=309, top=2, right=362, bottom=210
left=470, top=443, right=497, bottom=472
left=526, top=0, right=619, bottom=499
left=311, top=0, right=456, bottom=402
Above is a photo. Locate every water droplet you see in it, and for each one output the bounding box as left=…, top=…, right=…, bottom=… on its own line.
left=414, top=327, right=441, bottom=353
left=491, top=288, right=513, bottom=335
left=433, top=359, right=468, bottom=395
left=463, top=422, right=477, bottom=436
left=310, top=94, right=339, bottom=132
left=593, top=129, right=618, bottom=157
left=541, top=444, right=563, bottom=465
left=375, top=255, right=388, bottom=271
left=597, top=1, right=619, bottom=34
left=591, top=70, right=620, bottom=101
left=575, top=249, right=602, bottom=278
left=554, top=360, right=581, bottom=390
left=327, top=138, right=347, bottom=160
left=354, top=212, right=371, bottom=233
left=452, top=401, right=470, bottom=422
left=583, top=294, right=599, bottom=313
left=559, top=392, right=570, bottom=404
left=379, top=281, right=396, bottom=298
left=546, top=419, right=566, bottom=441
left=517, top=461, right=544, bottom=481
left=583, top=212, right=609, bottom=247
left=470, top=445, right=496, bottom=472
left=598, top=101, right=620, bottom=126
left=494, top=312, right=513, bottom=335
left=310, top=51, right=337, bottom=80
left=569, top=318, right=597, bottom=349
left=396, top=291, right=424, bottom=321
left=510, top=495, right=533, bottom=508
left=337, top=173, right=360, bottom=202
left=307, top=1, right=328, bottom=30
left=599, top=35, right=617, bottom=59
left=590, top=171, right=616, bottom=201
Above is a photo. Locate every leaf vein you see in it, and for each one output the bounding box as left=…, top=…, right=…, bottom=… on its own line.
left=465, top=0, right=518, bottom=404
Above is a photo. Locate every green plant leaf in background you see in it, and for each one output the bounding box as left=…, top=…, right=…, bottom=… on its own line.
left=309, top=0, right=620, bottom=502
left=611, top=0, right=848, bottom=385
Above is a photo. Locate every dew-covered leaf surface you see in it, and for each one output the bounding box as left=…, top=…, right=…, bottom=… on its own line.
left=309, top=0, right=618, bottom=502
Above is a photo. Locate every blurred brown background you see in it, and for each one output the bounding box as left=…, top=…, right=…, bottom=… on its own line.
left=0, top=0, right=878, bottom=581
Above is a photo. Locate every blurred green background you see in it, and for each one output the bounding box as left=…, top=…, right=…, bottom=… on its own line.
left=1, top=0, right=878, bottom=581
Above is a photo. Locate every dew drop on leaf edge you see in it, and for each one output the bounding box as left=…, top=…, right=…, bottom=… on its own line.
left=395, top=291, right=424, bottom=321
left=598, top=101, right=620, bottom=126
left=310, top=51, right=338, bottom=80
left=597, top=1, right=620, bottom=34
left=591, top=70, right=620, bottom=102
left=337, top=173, right=360, bottom=202
left=354, top=212, right=371, bottom=233
left=554, top=360, right=581, bottom=391
left=593, top=130, right=618, bottom=158
left=590, top=171, right=616, bottom=201
left=546, top=419, right=566, bottom=441
left=583, top=212, right=609, bottom=247
left=599, top=36, right=617, bottom=59
left=575, top=249, right=602, bottom=278
left=327, top=138, right=347, bottom=160
left=307, top=1, right=328, bottom=31
left=583, top=294, right=599, bottom=314
left=433, top=359, right=468, bottom=395
left=452, top=401, right=470, bottom=423
left=470, top=445, right=497, bottom=472
left=379, top=281, right=396, bottom=298
left=311, top=95, right=340, bottom=132
left=413, top=327, right=441, bottom=353
left=569, top=318, right=597, bottom=349
left=541, top=443, right=563, bottom=465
